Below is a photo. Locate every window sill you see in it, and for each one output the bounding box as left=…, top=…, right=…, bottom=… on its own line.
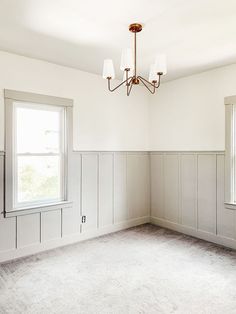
left=3, top=201, right=73, bottom=218
left=224, top=202, right=236, bottom=210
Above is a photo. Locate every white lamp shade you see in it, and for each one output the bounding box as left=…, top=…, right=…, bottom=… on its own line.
left=120, top=48, right=133, bottom=71
left=149, top=64, right=158, bottom=82
left=155, top=54, right=167, bottom=75
left=103, top=59, right=115, bottom=79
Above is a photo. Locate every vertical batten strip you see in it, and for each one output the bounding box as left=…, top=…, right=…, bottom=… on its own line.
left=40, top=212, right=42, bottom=243
left=196, top=154, right=199, bottom=230
left=194, top=154, right=198, bottom=230
left=162, top=154, right=165, bottom=219
left=97, top=153, right=100, bottom=229
left=148, top=152, right=152, bottom=218
left=125, top=152, right=129, bottom=220
left=163, top=153, right=166, bottom=220
left=60, top=208, right=63, bottom=238
left=15, top=216, right=18, bottom=249
left=112, top=153, right=115, bottom=225
left=178, top=153, right=182, bottom=224
left=77, top=154, right=81, bottom=233
left=215, top=154, right=218, bottom=235
left=80, top=154, right=83, bottom=234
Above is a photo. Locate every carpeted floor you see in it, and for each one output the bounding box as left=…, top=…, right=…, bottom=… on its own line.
left=0, top=224, right=236, bottom=314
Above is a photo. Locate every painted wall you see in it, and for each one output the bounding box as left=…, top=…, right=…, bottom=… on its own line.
left=149, top=64, right=236, bottom=151
left=0, top=152, right=150, bottom=263
left=2, top=51, right=235, bottom=153
left=1, top=50, right=236, bottom=262
left=150, top=152, right=236, bottom=250
left=2, top=149, right=236, bottom=263
left=148, top=67, right=236, bottom=249
left=0, top=50, right=149, bottom=151
left=0, top=50, right=151, bottom=262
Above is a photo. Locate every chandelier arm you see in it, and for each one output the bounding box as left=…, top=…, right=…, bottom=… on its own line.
left=138, top=76, right=156, bottom=94
left=126, top=76, right=134, bottom=91
left=138, top=76, right=155, bottom=88
left=125, top=72, right=133, bottom=94
left=127, top=80, right=134, bottom=96
left=155, top=74, right=162, bottom=89
left=107, top=77, right=132, bottom=92
left=138, top=75, right=162, bottom=89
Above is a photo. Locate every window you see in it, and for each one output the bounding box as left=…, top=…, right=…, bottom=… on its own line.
left=4, top=90, right=73, bottom=216
left=225, top=95, right=236, bottom=209
left=14, top=103, right=65, bottom=207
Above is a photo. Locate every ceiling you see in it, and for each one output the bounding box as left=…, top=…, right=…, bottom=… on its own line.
left=0, top=0, right=236, bottom=81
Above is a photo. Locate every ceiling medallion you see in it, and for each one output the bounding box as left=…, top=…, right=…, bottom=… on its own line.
left=102, top=23, right=167, bottom=96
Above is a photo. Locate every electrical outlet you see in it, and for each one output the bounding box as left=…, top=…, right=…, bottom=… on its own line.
left=82, top=215, right=86, bottom=223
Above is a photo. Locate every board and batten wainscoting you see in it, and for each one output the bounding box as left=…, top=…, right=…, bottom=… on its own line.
left=0, top=151, right=150, bottom=263
left=150, top=151, right=236, bottom=249
left=1, top=150, right=236, bottom=263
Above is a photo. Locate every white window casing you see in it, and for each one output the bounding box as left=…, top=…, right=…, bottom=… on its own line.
left=4, top=89, right=73, bottom=217
left=225, top=95, right=236, bottom=210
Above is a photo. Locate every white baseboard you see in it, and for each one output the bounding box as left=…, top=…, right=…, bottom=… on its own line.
left=151, top=216, right=236, bottom=250
left=0, top=216, right=150, bottom=263
left=2, top=215, right=234, bottom=264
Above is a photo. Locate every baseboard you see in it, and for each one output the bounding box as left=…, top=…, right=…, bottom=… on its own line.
left=0, top=216, right=150, bottom=263
left=2, top=214, right=234, bottom=263
left=151, top=216, right=236, bottom=250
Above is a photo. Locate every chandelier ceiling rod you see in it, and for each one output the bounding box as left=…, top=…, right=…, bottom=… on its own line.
left=102, top=23, right=167, bottom=96
left=134, top=28, right=137, bottom=79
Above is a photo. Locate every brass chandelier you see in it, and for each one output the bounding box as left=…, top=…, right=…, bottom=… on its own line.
left=102, top=23, right=167, bottom=96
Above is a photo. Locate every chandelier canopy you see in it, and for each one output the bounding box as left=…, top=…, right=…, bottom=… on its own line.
left=102, top=23, right=167, bottom=96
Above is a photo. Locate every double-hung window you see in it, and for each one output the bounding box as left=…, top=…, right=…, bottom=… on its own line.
left=4, top=90, right=73, bottom=216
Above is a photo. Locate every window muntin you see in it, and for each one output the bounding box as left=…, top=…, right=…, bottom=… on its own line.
left=13, top=102, right=66, bottom=208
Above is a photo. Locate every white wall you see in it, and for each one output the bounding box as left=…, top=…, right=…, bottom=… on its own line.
left=2, top=50, right=236, bottom=262
left=0, top=50, right=152, bottom=262
left=0, top=152, right=150, bottom=263
left=2, top=51, right=235, bottom=153
left=0, top=50, right=149, bottom=152
left=149, top=64, right=236, bottom=251
left=149, top=64, right=236, bottom=151
left=150, top=152, right=236, bottom=250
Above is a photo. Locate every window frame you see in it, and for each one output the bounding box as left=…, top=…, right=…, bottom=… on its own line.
left=13, top=102, right=66, bottom=209
left=225, top=95, right=236, bottom=210
left=4, top=89, right=73, bottom=217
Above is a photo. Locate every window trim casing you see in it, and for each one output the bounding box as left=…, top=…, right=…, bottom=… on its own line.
left=225, top=95, right=236, bottom=210
left=4, top=89, right=73, bottom=217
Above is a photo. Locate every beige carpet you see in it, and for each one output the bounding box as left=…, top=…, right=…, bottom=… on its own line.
left=0, top=224, right=236, bottom=314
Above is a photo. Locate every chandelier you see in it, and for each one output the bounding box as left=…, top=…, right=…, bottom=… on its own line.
left=102, top=23, right=167, bottom=96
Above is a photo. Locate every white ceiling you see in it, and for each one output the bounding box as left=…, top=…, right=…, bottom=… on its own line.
left=0, top=0, right=236, bottom=81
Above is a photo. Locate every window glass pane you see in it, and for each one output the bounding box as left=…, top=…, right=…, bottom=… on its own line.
left=16, top=104, right=61, bottom=154
left=17, top=156, right=61, bottom=204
